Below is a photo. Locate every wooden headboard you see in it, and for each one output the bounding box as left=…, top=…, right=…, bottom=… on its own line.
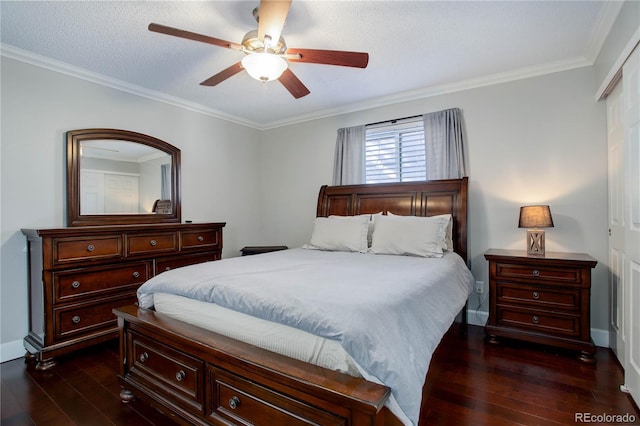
left=316, top=177, right=469, bottom=263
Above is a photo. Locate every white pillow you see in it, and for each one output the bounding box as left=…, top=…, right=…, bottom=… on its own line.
left=368, top=212, right=384, bottom=247
left=307, top=215, right=369, bottom=253
left=388, top=212, right=453, bottom=251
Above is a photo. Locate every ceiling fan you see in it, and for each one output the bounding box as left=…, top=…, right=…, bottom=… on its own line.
left=149, top=0, right=369, bottom=99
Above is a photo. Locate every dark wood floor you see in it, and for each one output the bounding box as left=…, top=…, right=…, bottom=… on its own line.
left=2, top=326, right=638, bottom=425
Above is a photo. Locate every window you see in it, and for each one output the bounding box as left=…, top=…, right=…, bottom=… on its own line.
left=365, top=118, right=426, bottom=184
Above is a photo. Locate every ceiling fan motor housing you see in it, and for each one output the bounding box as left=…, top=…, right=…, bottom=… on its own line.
left=242, top=29, right=287, bottom=55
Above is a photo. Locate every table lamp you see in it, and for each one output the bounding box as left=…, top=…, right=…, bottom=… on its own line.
left=518, top=205, right=554, bottom=255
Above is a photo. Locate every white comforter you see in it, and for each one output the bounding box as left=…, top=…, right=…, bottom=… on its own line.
left=137, top=248, right=474, bottom=425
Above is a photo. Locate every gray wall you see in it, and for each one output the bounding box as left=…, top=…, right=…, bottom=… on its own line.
left=258, top=66, right=609, bottom=339
left=0, top=57, right=263, bottom=359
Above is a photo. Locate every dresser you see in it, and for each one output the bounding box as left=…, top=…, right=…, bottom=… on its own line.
left=484, top=249, right=597, bottom=363
left=22, top=222, right=225, bottom=370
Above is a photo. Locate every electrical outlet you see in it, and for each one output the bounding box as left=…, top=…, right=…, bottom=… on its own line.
left=475, top=281, right=484, bottom=294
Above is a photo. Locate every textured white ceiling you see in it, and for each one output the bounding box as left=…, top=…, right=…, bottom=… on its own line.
left=0, top=1, right=619, bottom=129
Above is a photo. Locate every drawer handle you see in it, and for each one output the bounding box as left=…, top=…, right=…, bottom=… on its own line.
left=72, top=315, right=81, bottom=324
left=175, top=370, right=186, bottom=381
left=197, top=235, right=204, bottom=242
left=132, top=271, right=140, bottom=278
left=164, top=267, right=171, bottom=271
left=71, top=280, right=81, bottom=289
left=139, top=352, right=149, bottom=362
left=86, top=244, right=95, bottom=252
left=532, top=291, right=540, bottom=300
left=149, top=240, right=157, bottom=246
left=532, top=316, right=540, bottom=324
left=532, top=269, right=540, bottom=277
left=228, top=396, right=240, bottom=410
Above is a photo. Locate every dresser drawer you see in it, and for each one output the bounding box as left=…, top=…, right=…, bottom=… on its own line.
left=497, top=284, right=580, bottom=312
left=209, top=367, right=345, bottom=426
left=52, top=235, right=122, bottom=265
left=180, top=229, right=221, bottom=250
left=496, top=307, right=580, bottom=337
left=127, top=232, right=178, bottom=256
left=53, top=262, right=150, bottom=303
left=54, top=293, right=136, bottom=341
left=155, top=253, right=218, bottom=275
left=129, top=333, right=203, bottom=413
left=495, top=263, right=582, bottom=285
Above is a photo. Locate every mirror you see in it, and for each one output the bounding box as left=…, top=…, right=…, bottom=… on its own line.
left=67, top=129, right=181, bottom=226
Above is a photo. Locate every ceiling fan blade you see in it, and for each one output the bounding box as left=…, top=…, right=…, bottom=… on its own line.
left=257, top=0, right=292, bottom=47
left=200, top=62, right=244, bottom=86
left=149, top=23, right=243, bottom=51
left=278, top=68, right=310, bottom=99
left=286, top=48, right=369, bottom=68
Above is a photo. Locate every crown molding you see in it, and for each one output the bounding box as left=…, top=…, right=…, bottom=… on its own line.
left=262, top=56, right=593, bottom=130
left=0, top=44, right=264, bottom=130
left=2, top=43, right=592, bottom=131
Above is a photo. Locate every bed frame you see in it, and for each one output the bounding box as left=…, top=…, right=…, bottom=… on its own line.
left=114, top=177, right=469, bottom=426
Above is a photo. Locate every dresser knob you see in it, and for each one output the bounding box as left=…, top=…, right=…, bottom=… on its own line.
left=72, top=315, right=81, bottom=324
left=175, top=370, right=186, bottom=381
left=532, top=269, right=540, bottom=277
left=149, top=240, right=157, bottom=246
left=165, top=267, right=171, bottom=271
left=197, top=235, right=204, bottom=242
left=228, top=396, right=240, bottom=410
left=532, top=316, right=540, bottom=324
left=532, top=291, right=540, bottom=300
left=139, top=352, right=149, bottom=362
left=71, top=281, right=81, bottom=289
left=132, top=271, right=140, bottom=278
left=86, top=244, right=95, bottom=252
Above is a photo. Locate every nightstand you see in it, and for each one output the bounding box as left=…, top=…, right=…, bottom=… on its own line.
left=484, top=249, right=597, bottom=363
left=240, top=246, right=288, bottom=256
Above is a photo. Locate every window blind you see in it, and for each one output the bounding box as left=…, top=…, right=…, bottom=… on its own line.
left=365, top=119, right=426, bottom=184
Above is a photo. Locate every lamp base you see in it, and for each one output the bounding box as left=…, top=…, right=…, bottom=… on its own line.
left=526, top=229, right=545, bottom=255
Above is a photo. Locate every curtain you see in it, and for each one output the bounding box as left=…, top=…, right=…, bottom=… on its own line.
left=423, top=108, right=467, bottom=179
left=332, top=125, right=365, bottom=185
left=160, top=163, right=171, bottom=200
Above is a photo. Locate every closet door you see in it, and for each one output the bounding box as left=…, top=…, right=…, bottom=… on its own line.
left=607, top=82, right=625, bottom=364
left=622, top=45, right=639, bottom=407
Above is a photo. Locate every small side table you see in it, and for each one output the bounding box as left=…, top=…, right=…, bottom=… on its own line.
left=484, top=249, right=597, bottom=363
left=240, top=246, right=288, bottom=256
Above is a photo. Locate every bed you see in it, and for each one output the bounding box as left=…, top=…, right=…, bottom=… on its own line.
left=114, top=177, right=472, bottom=426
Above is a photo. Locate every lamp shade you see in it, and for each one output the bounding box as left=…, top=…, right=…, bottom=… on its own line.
left=241, top=52, right=288, bottom=82
left=518, top=205, right=554, bottom=228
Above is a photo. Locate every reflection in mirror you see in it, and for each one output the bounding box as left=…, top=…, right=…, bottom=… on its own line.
left=67, top=128, right=181, bottom=226
left=80, top=140, right=172, bottom=215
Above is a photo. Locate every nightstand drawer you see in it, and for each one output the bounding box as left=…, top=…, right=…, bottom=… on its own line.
left=495, top=263, right=582, bottom=284
left=497, top=284, right=580, bottom=311
left=496, top=307, right=580, bottom=337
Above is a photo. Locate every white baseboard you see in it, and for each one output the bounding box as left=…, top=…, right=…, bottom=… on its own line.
left=465, top=308, right=610, bottom=348
left=1, top=339, right=25, bottom=363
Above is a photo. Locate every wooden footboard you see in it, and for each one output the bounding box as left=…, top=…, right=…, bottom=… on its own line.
left=114, top=305, right=395, bottom=426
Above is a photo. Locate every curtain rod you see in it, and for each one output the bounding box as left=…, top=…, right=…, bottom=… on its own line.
left=365, top=114, right=422, bottom=127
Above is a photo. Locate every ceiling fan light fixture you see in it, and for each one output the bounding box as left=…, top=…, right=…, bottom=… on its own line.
left=241, top=52, right=288, bottom=82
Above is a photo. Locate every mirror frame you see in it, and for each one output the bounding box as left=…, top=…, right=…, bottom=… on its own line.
left=67, top=128, right=181, bottom=226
